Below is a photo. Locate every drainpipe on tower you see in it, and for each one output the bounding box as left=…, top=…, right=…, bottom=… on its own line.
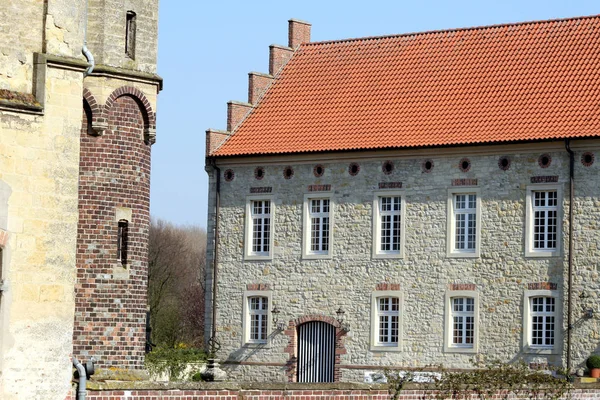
left=82, top=0, right=95, bottom=76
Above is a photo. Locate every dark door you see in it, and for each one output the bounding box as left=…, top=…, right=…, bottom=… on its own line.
left=297, top=321, right=336, bottom=382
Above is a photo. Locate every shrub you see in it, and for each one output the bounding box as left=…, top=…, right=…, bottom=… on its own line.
left=145, top=346, right=207, bottom=381
left=587, top=355, right=600, bottom=370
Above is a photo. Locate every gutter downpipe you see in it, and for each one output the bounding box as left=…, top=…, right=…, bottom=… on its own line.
left=209, top=158, right=221, bottom=349
left=82, top=0, right=95, bottom=76
left=565, top=139, right=574, bottom=375
left=72, top=357, right=87, bottom=400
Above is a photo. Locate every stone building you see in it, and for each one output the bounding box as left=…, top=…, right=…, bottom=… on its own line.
left=205, top=16, right=600, bottom=383
left=0, top=0, right=160, bottom=398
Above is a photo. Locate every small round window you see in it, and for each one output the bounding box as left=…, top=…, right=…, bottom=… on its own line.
left=254, top=166, right=265, bottom=180
left=538, top=154, right=551, bottom=168
left=283, top=166, right=294, bottom=179
left=498, top=156, right=510, bottom=171
left=382, top=161, right=394, bottom=175
left=224, top=169, right=235, bottom=182
left=422, top=159, right=434, bottom=173
left=348, top=163, right=360, bottom=176
left=581, top=152, right=594, bottom=167
left=459, top=158, right=471, bottom=173
left=313, top=164, right=325, bottom=177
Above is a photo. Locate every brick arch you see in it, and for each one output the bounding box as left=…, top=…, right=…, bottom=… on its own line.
left=82, top=88, right=105, bottom=135
left=283, top=314, right=348, bottom=382
left=103, top=86, right=156, bottom=144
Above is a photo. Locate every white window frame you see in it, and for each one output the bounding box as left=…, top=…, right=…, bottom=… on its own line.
left=522, top=289, right=560, bottom=354
left=242, top=290, right=272, bottom=346
left=372, top=191, right=405, bottom=259
left=244, top=195, right=274, bottom=261
left=370, top=291, right=403, bottom=352
left=302, top=193, right=333, bottom=259
left=444, top=290, right=479, bottom=353
left=525, top=185, right=562, bottom=257
left=447, top=188, right=481, bottom=258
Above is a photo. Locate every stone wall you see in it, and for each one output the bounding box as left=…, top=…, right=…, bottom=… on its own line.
left=208, top=141, right=600, bottom=382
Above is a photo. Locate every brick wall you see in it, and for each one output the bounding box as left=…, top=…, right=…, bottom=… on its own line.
left=68, top=386, right=600, bottom=400
left=73, top=94, right=151, bottom=369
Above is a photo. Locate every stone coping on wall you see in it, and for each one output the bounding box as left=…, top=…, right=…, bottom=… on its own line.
left=83, top=380, right=600, bottom=391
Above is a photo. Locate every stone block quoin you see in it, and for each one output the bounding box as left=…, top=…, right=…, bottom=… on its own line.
left=74, top=87, right=152, bottom=370
left=288, top=19, right=311, bottom=48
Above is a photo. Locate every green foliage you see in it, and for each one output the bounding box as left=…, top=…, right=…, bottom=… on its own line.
left=587, top=355, right=600, bottom=370
left=434, top=360, right=570, bottom=400
left=191, top=371, right=203, bottom=382
left=145, top=346, right=207, bottom=381
left=383, top=360, right=571, bottom=400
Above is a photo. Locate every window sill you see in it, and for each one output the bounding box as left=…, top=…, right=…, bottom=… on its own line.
left=447, top=251, right=479, bottom=259
left=525, top=249, right=561, bottom=258
left=370, top=344, right=402, bottom=352
left=523, top=346, right=557, bottom=355
left=302, top=253, right=333, bottom=260
left=373, top=252, right=404, bottom=260
left=245, top=254, right=273, bottom=261
left=444, top=345, right=477, bottom=354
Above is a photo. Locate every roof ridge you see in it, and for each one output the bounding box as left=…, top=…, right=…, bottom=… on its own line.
left=303, top=13, right=600, bottom=46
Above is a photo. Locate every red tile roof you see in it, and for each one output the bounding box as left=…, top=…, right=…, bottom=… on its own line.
left=212, top=15, right=600, bottom=157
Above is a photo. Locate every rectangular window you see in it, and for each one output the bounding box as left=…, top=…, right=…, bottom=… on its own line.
left=242, top=290, right=272, bottom=346
left=310, top=199, right=330, bottom=252
left=372, top=191, right=405, bottom=258
left=451, top=297, right=475, bottom=347
left=530, top=296, right=555, bottom=348
left=377, top=297, right=399, bottom=345
left=525, top=186, right=562, bottom=257
left=126, top=11, right=137, bottom=59
left=303, top=194, right=333, bottom=259
left=117, top=219, right=128, bottom=265
left=245, top=196, right=274, bottom=260
left=522, top=289, right=560, bottom=354
left=532, top=191, right=558, bottom=250
left=447, top=189, right=480, bottom=257
left=251, top=200, right=271, bottom=255
left=370, top=290, right=403, bottom=351
left=444, top=290, right=479, bottom=353
left=249, top=296, right=268, bottom=342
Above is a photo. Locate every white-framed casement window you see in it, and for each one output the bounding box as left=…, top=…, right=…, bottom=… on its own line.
left=447, top=188, right=481, bottom=258
left=302, top=194, right=333, bottom=259
left=242, top=290, right=272, bottom=346
left=244, top=195, right=274, bottom=260
left=444, top=290, right=479, bottom=353
left=370, top=291, right=403, bottom=351
left=522, top=289, right=560, bottom=354
left=372, top=191, right=405, bottom=259
left=525, top=185, right=562, bottom=257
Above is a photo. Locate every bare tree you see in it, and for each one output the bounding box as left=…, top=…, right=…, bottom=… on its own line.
left=148, top=218, right=206, bottom=347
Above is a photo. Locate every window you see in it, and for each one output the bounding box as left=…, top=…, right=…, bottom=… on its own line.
left=444, top=290, right=479, bottom=353
left=372, top=191, right=405, bottom=258
left=370, top=291, right=403, bottom=351
left=117, top=219, right=128, bottom=265
left=523, top=290, right=560, bottom=354
left=126, top=11, right=136, bottom=59
left=242, top=291, right=272, bottom=345
left=447, top=188, right=481, bottom=257
left=244, top=196, right=274, bottom=260
left=525, top=185, right=562, bottom=257
left=302, top=194, right=333, bottom=259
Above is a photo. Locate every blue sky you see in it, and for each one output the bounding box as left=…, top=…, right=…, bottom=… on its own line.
left=151, top=0, right=599, bottom=228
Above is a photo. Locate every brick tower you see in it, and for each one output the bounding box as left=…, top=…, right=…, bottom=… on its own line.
left=73, top=0, right=161, bottom=371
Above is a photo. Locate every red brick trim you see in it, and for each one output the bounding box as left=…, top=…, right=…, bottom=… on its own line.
left=246, top=283, right=270, bottom=291
left=102, top=86, right=157, bottom=143
left=448, top=283, right=476, bottom=291
left=527, top=282, right=557, bottom=291
left=82, top=88, right=106, bottom=135
left=376, top=283, right=400, bottom=291
left=283, top=314, right=347, bottom=382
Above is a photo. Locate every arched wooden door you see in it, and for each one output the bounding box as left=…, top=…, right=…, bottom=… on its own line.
left=297, top=321, right=336, bottom=382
